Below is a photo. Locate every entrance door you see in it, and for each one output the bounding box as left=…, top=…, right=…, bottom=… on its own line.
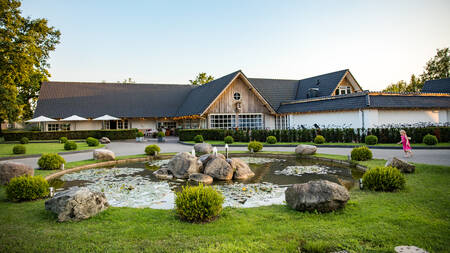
left=110, top=120, right=117, bottom=129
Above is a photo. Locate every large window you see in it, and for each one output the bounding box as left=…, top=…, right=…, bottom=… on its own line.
left=47, top=123, right=71, bottom=131
left=210, top=114, right=263, bottom=130
left=238, top=114, right=263, bottom=129
left=210, top=114, right=236, bottom=129
left=157, top=121, right=176, bottom=130
left=275, top=115, right=289, bottom=130
left=117, top=119, right=128, bottom=129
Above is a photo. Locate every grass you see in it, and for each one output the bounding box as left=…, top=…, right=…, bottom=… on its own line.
left=185, top=140, right=450, bottom=147
left=0, top=142, right=104, bottom=157
left=0, top=162, right=448, bottom=252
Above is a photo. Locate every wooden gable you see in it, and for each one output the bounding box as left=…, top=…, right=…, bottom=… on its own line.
left=332, top=71, right=363, bottom=95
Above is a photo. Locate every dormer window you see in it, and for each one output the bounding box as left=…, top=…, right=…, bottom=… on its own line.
left=336, top=86, right=351, bottom=95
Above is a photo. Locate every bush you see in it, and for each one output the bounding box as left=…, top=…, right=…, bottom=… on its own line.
left=157, top=131, right=165, bottom=138
left=224, top=136, right=234, bottom=144
left=423, top=134, right=438, bottom=145
left=362, top=166, right=406, bottom=191
left=3, top=129, right=137, bottom=141
left=64, top=141, right=77, bottom=150
left=13, top=145, right=26, bottom=154
left=59, top=137, right=68, bottom=143
left=20, top=137, right=29, bottom=144
left=136, top=131, right=144, bottom=137
left=193, top=135, right=204, bottom=143
left=6, top=175, right=50, bottom=202
left=351, top=146, right=373, bottom=161
left=38, top=153, right=66, bottom=170
left=175, top=184, right=224, bottom=223
left=365, top=135, right=378, bottom=145
left=266, top=136, right=277, bottom=144
left=314, top=135, right=325, bottom=144
left=86, top=137, right=99, bottom=147
left=145, top=144, right=161, bottom=155
left=248, top=141, right=263, bottom=152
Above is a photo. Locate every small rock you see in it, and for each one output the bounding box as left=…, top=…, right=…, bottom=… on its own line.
left=385, top=157, right=415, bottom=173
left=93, top=149, right=115, bottom=161
left=153, top=167, right=173, bottom=180
left=295, top=144, right=317, bottom=155
left=189, top=173, right=213, bottom=185
left=99, top=137, right=111, bottom=144
left=204, top=157, right=234, bottom=180
left=394, top=246, right=428, bottom=253
left=194, top=143, right=213, bottom=155
left=167, top=152, right=202, bottom=179
left=231, top=158, right=255, bottom=180
left=0, top=161, right=34, bottom=185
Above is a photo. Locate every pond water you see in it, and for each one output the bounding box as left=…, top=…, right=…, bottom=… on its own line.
left=53, top=156, right=362, bottom=209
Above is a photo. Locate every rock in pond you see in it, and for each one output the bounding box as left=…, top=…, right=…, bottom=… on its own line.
left=189, top=173, right=213, bottom=185
left=99, top=137, right=111, bottom=144
left=45, top=187, right=109, bottom=222
left=167, top=152, right=202, bottom=179
left=229, top=158, right=255, bottom=180
left=93, top=149, right=115, bottom=161
left=295, top=144, right=317, bottom=155
left=194, top=143, right=213, bottom=155
left=199, top=153, right=226, bottom=167
left=285, top=180, right=349, bottom=212
left=385, top=157, right=415, bottom=173
left=0, top=161, right=34, bottom=185
left=204, top=157, right=233, bottom=180
left=153, top=167, right=173, bottom=180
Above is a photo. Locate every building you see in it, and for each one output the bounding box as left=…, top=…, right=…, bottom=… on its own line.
left=34, top=70, right=450, bottom=132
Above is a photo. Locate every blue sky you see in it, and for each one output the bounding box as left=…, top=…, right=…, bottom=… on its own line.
left=21, top=0, right=450, bottom=90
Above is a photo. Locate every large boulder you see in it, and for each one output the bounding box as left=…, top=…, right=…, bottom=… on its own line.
left=204, top=157, right=233, bottom=180
left=167, top=152, right=202, bottom=179
left=285, top=180, right=350, bottom=212
left=199, top=153, right=226, bottom=167
left=99, top=137, right=111, bottom=144
left=153, top=167, right=173, bottom=180
left=194, top=143, right=213, bottom=155
left=229, top=158, right=255, bottom=180
left=295, top=144, right=317, bottom=155
left=0, top=161, right=34, bottom=185
left=385, top=157, right=415, bottom=173
left=45, top=187, right=109, bottom=222
left=189, top=173, right=213, bottom=185
left=93, top=149, right=115, bottom=161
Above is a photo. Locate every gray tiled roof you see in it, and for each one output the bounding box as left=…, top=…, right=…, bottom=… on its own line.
left=422, top=78, right=450, bottom=93
left=248, top=78, right=299, bottom=110
left=295, top=69, right=348, bottom=99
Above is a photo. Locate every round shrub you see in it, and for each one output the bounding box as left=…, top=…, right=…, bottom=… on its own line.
left=193, top=135, right=204, bottom=143
left=59, top=137, right=68, bottom=143
left=86, top=137, right=99, bottom=147
left=20, top=137, right=29, bottom=144
left=351, top=146, right=373, bottom=161
left=362, top=166, right=406, bottom=192
left=64, top=140, right=77, bottom=150
left=6, top=175, right=49, bottom=201
left=423, top=134, right=438, bottom=145
left=157, top=131, right=165, bottom=138
left=314, top=135, right=325, bottom=144
left=248, top=141, right=263, bottom=152
left=13, top=144, right=26, bottom=154
left=38, top=153, right=66, bottom=170
left=266, top=136, right=277, bottom=144
left=136, top=131, right=144, bottom=138
left=365, top=135, right=378, bottom=145
left=145, top=144, right=161, bottom=155
left=175, top=184, right=224, bottom=223
left=224, top=135, right=234, bottom=144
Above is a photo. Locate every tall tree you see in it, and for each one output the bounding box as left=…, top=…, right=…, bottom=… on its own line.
left=189, top=72, right=214, bottom=85
left=420, top=47, right=450, bottom=82
left=117, top=77, right=136, bottom=84
left=383, top=80, right=409, bottom=92
left=0, top=0, right=60, bottom=132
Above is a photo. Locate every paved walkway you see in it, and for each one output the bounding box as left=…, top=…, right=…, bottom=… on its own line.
left=4, top=137, right=450, bottom=168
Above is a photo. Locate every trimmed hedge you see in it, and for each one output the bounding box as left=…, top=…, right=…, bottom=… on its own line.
left=38, top=153, right=66, bottom=170
left=86, top=137, right=99, bottom=147
left=179, top=127, right=450, bottom=143
left=13, top=145, right=26, bottom=154
left=314, top=135, right=325, bottom=144
left=423, top=134, right=438, bottom=145
left=145, top=144, right=161, bottom=155
left=3, top=129, right=137, bottom=141
left=224, top=136, right=234, bottom=144
left=64, top=141, right=77, bottom=150
left=20, top=137, right=29, bottom=144
left=351, top=146, right=373, bottom=161
left=362, top=166, right=406, bottom=192
left=59, top=137, right=68, bottom=143
left=248, top=141, right=263, bottom=152
left=365, top=135, right=378, bottom=145
left=266, top=136, right=277, bottom=144
left=193, top=135, right=204, bottom=143
left=6, top=175, right=50, bottom=202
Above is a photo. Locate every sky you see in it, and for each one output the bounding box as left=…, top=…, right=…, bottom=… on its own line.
left=20, top=0, right=450, bottom=90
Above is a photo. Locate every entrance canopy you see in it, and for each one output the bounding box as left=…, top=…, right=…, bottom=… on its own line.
left=60, top=115, right=87, bottom=121
left=26, top=116, right=56, bottom=123
left=93, top=115, right=120, bottom=121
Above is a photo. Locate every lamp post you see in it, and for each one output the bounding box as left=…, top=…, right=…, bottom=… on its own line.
left=225, top=144, right=229, bottom=159
left=191, top=148, right=195, bottom=157
left=49, top=187, right=55, bottom=197
left=212, top=147, right=218, bottom=156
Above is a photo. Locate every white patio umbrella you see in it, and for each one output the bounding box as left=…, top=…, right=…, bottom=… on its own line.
left=26, top=116, right=56, bottom=131
left=93, top=115, right=120, bottom=129
left=60, top=115, right=88, bottom=131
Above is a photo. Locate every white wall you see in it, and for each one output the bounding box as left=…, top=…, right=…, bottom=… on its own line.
left=265, top=114, right=275, bottom=129
left=377, top=109, right=444, bottom=126
left=289, top=111, right=362, bottom=129
left=74, top=121, right=102, bottom=130
left=130, top=119, right=156, bottom=130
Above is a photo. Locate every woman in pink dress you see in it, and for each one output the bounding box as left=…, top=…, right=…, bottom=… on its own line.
left=397, top=130, right=413, bottom=157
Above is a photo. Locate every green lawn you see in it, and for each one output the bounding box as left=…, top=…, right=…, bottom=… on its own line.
left=185, top=140, right=450, bottom=147
left=0, top=142, right=104, bottom=157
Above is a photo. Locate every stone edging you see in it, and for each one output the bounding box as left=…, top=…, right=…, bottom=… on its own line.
left=0, top=148, right=100, bottom=161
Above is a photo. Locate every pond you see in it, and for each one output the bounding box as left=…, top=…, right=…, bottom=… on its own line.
left=53, top=155, right=362, bottom=209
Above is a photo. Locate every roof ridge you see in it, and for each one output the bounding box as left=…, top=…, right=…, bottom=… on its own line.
left=281, top=91, right=368, bottom=105
left=44, top=81, right=191, bottom=86
left=298, top=69, right=348, bottom=81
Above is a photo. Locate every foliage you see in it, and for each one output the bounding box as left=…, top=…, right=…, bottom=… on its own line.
left=6, top=175, right=49, bottom=202
left=193, top=135, right=204, bottom=143
left=157, top=131, right=165, bottom=138
left=362, top=166, right=406, bottom=192
left=145, top=145, right=160, bottom=155
left=248, top=141, right=263, bottom=152
left=12, top=144, right=26, bottom=154
left=365, top=135, right=378, bottom=145
left=38, top=153, right=65, bottom=170
left=189, top=72, right=214, bottom=85
left=85, top=137, right=99, bottom=147
left=175, top=184, right=224, bottom=223
left=224, top=135, right=234, bottom=144
left=118, top=77, right=135, bottom=84
left=420, top=47, right=450, bottom=82
left=313, top=135, right=325, bottom=144
left=2, top=129, right=136, bottom=141
left=423, top=134, right=438, bottom=145
left=266, top=135, right=277, bottom=144
left=20, top=137, right=29, bottom=144
left=136, top=131, right=144, bottom=137
left=299, top=240, right=337, bottom=253
left=59, top=137, right=68, bottom=143
left=64, top=141, right=77, bottom=150
left=351, top=146, right=373, bottom=161
left=0, top=0, right=60, bottom=126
